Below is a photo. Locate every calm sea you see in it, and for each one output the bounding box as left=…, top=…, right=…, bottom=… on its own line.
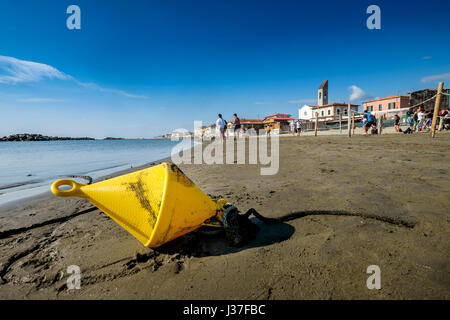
left=0, top=139, right=191, bottom=207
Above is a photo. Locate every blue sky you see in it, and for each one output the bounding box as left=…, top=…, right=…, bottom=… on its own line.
left=0, top=0, right=449, bottom=138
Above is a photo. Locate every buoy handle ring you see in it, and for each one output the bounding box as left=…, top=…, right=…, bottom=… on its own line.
left=51, top=179, right=85, bottom=197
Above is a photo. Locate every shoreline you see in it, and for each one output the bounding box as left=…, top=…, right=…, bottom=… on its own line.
left=0, top=133, right=449, bottom=299
left=0, top=138, right=192, bottom=209
left=0, top=129, right=442, bottom=215
left=0, top=156, right=172, bottom=216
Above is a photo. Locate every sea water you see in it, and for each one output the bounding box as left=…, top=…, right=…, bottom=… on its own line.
left=0, top=139, right=191, bottom=207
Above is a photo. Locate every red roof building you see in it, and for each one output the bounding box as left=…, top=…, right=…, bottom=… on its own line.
left=362, top=95, right=410, bottom=112
left=263, top=113, right=294, bottom=132
left=229, top=118, right=264, bottom=131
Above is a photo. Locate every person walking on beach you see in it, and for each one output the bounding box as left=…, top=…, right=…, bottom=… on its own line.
left=394, top=114, right=401, bottom=133
left=290, top=120, right=296, bottom=136
left=296, top=120, right=302, bottom=135
left=363, top=109, right=375, bottom=135
left=224, top=118, right=229, bottom=138
left=233, top=113, right=241, bottom=139
left=412, top=108, right=419, bottom=131
left=216, top=114, right=226, bottom=141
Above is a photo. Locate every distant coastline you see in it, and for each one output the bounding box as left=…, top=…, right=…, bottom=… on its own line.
left=1, top=131, right=196, bottom=141
left=154, top=131, right=194, bottom=140
left=1, top=133, right=95, bottom=142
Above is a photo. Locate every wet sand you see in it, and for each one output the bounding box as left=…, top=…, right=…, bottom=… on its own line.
left=0, top=133, right=449, bottom=299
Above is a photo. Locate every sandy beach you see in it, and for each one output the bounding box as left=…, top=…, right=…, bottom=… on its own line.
left=0, top=132, right=449, bottom=299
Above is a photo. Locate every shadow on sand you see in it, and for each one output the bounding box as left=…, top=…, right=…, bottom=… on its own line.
left=156, top=218, right=295, bottom=257
left=155, top=209, right=415, bottom=258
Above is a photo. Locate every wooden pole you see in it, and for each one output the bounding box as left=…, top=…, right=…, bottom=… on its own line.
left=377, top=114, right=383, bottom=135
left=431, top=82, right=444, bottom=138
left=352, top=113, right=355, bottom=136
left=347, top=104, right=351, bottom=137
left=314, top=113, right=318, bottom=136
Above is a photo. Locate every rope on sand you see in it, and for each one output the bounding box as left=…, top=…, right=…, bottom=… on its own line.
left=246, top=208, right=416, bottom=228
left=220, top=208, right=416, bottom=247
left=281, top=211, right=415, bottom=228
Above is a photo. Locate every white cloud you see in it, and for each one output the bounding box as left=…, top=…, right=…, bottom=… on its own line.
left=287, top=99, right=316, bottom=104
left=422, top=56, right=432, bottom=60
left=76, top=81, right=149, bottom=99
left=349, top=85, right=372, bottom=102
left=0, top=55, right=148, bottom=99
left=17, top=98, right=64, bottom=103
left=253, top=102, right=273, bottom=105
left=0, top=55, right=70, bottom=84
left=421, top=72, right=450, bottom=83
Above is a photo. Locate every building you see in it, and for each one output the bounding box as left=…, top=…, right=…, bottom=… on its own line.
left=298, top=80, right=359, bottom=123
left=263, top=113, right=294, bottom=134
left=409, top=88, right=450, bottom=112
left=194, top=124, right=216, bottom=140
left=229, top=118, right=264, bottom=132
left=171, top=129, right=193, bottom=139
left=311, top=103, right=359, bottom=121
left=318, top=80, right=328, bottom=106
left=298, top=104, right=314, bottom=120
left=362, top=95, right=410, bottom=116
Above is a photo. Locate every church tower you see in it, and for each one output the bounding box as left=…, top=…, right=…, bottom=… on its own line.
left=318, top=80, right=328, bottom=106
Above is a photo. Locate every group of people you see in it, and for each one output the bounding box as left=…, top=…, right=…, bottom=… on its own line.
left=290, top=120, right=303, bottom=136
left=361, top=106, right=450, bottom=135
left=405, top=106, right=450, bottom=132
left=215, top=113, right=241, bottom=141
left=405, top=107, right=431, bottom=132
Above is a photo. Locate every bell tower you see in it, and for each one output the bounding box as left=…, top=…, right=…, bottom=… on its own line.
left=318, top=80, right=328, bottom=106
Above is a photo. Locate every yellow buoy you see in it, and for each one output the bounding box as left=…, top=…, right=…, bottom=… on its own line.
left=51, top=163, right=225, bottom=247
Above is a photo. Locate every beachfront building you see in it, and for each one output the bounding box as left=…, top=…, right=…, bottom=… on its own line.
left=263, top=113, right=294, bottom=134
left=310, top=103, right=359, bottom=122
left=297, top=80, right=328, bottom=121
left=194, top=125, right=216, bottom=140
left=228, top=118, right=264, bottom=135
left=362, top=95, right=410, bottom=119
left=298, top=105, right=314, bottom=120
left=171, top=129, right=193, bottom=139
left=239, top=118, right=264, bottom=131
left=297, top=80, right=359, bottom=124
